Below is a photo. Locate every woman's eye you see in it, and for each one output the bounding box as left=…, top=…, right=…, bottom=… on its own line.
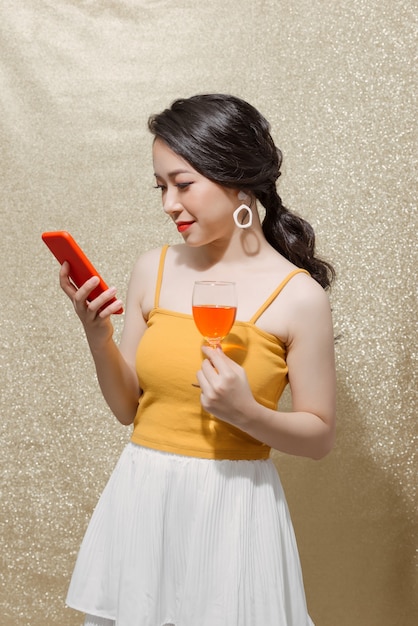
left=153, top=183, right=191, bottom=191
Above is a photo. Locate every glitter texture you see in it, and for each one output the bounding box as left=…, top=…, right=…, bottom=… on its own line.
left=0, top=1, right=416, bottom=624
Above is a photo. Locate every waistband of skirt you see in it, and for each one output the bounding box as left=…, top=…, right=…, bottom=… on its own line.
left=130, top=434, right=271, bottom=461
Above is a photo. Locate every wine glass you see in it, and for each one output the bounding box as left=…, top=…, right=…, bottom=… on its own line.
left=192, top=281, right=237, bottom=348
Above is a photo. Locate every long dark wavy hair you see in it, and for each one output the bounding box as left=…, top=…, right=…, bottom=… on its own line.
left=148, top=94, right=335, bottom=289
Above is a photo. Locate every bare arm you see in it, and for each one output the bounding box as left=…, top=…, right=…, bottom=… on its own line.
left=59, top=258, right=148, bottom=425
left=197, top=278, right=336, bottom=459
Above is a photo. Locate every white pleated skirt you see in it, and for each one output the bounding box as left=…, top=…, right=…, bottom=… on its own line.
left=66, top=443, right=314, bottom=626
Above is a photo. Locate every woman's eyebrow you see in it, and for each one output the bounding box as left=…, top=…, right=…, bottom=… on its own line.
left=154, top=168, right=194, bottom=178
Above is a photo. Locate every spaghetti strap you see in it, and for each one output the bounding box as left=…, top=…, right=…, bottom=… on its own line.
left=154, top=245, right=170, bottom=309
left=249, top=268, right=310, bottom=324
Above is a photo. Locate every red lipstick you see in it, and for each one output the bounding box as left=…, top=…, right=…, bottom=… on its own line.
left=176, top=222, right=194, bottom=233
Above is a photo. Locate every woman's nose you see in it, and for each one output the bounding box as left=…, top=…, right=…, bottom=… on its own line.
left=162, top=189, right=182, bottom=216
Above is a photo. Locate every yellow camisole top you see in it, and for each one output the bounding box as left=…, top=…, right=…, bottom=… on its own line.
left=131, top=246, right=309, bottom=460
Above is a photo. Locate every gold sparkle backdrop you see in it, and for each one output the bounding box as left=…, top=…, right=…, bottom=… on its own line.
left=0, top=1, right=416, bottom=624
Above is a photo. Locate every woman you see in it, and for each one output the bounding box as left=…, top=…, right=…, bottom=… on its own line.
left=62, top=94, right=336, bottom=626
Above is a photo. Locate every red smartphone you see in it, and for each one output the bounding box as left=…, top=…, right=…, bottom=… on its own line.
left=42, top=230, right=123, bottom=314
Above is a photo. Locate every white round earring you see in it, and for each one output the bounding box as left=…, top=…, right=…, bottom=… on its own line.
left=233, top=204, right=253, bottom=229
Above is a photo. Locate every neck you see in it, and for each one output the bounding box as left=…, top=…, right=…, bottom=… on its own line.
left=191, top=223, right=269, bottom=270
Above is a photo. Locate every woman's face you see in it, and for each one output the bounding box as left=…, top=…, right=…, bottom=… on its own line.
left=152, top=138, right=239, bottom=247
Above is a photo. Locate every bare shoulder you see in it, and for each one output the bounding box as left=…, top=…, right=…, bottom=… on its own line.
left=283, top=271, right=334, bottom=345
left=126, top=246, right=166, bottom=313
left=131, top=244, right=185, bottom=274
left=128, top=247, right=162, bottom=288
left=286, top=270, right=331, bottom=308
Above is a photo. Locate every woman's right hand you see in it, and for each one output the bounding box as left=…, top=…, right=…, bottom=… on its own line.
left=59, top=261, right=123, bottom=347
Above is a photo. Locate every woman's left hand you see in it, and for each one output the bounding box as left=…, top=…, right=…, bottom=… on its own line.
left=196, top=345, right=256, bottom=427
